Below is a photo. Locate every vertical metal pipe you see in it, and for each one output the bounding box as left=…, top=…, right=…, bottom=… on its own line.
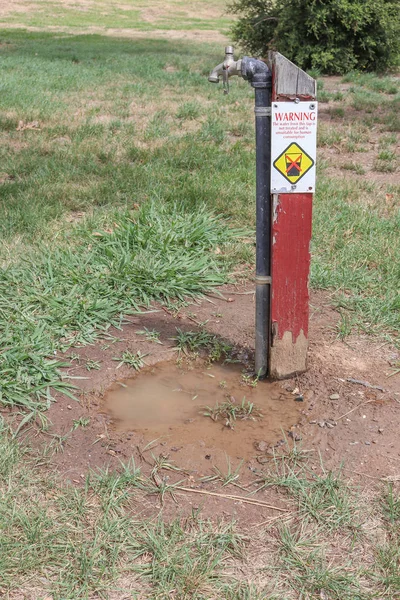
left=254, top=81, right=272, bottom=378
left=208, top=51, right=272, bottom=378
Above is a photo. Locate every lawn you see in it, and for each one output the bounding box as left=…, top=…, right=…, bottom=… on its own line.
left=0, top=1, right=399, bottom=598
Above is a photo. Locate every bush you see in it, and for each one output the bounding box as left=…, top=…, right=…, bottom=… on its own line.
left=231, top=0, right=400, bottom=74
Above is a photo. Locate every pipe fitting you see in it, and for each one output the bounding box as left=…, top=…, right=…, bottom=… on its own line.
left=241, top=56, right=272, bottom=88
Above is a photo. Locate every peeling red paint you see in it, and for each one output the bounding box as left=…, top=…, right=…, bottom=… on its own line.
left=271, top=193, right=313, bottom=342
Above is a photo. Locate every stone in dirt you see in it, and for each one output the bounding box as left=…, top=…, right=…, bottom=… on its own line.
left=255, top=440, right=269, bottom=452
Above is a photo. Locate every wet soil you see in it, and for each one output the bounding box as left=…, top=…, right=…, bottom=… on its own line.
left=103, top=360, right=303, bottom=458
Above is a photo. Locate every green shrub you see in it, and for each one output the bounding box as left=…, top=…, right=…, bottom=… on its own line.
left=231, top=0, right=400, bottom=74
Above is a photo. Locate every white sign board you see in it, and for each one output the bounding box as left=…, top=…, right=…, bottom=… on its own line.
left=271, top=102, right=318, bottom=194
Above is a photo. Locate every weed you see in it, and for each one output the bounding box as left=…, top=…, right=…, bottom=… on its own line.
left=381, top=483, right=400, bottom=526
left=150, top=454, right=183, bottom=477
left=253, top=462, right=356, bottom=531
left=311, top=175, right=400, bottom=340
left=351, top=88, right=382, bottom=113
left=202, top=456, right=243, bottom=487
left=136, top=327, right=163, bottom=345
left=371, top=542, right=400, bottom=595
left=378, top=149, right=396, bottom=161
left=329, top=106, right=345, bottom=119
left=241, top=372, right=259, bottom=387
left=85, top=359, right=101, bottom=371
left=142, top=473, right=185, bottom=505
left=276, top=523, right=365, bottom=599
left=383, top=112, right=400, bottom=132
left=202, top=397, right=262, bottom=429
left=113, top=350, right=148, bottom=370
left=317, top=125, right=343, bottom=146
left=379, top=133, right=397, bottom=147
left=176, top=101, right=201, bottom=120
left=72, top=417, right=90, bottom=430
left=341, top=162, right=365, bottom=175
left=342, top=72, right=399, bottom=95
left=1, top=202, right=242, bottom=409
left=318, top=90, right=332, bottom=103
left=373, top=159, right=396, bottom=173
left=173, top=328, right=231, bottom=361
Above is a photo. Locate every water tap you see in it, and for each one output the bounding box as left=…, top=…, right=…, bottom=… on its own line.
left=208, top=45, right=242, bottom=94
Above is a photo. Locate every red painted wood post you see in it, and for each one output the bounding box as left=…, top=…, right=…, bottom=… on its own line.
left=267, top=53, right=317, bottom=378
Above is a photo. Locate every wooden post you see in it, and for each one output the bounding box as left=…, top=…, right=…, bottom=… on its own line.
left=267, top=53, right=317, bottom=379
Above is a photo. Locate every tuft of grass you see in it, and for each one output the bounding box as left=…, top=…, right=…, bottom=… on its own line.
left=0, top=203, right=241, bottom=410
left=253, top=462, right=357, bottom=531
left=202, top=456, right=243, bottom=487
left=176, top=101, right=201, bottom=120
left=202, top=397, right=262, bottom=429
left=342, top=72, right=400, bottom=95
left=136, top=327, right=163, bottom=345
left=381, top=483, right=400, bottom=527
left=85, top=359, right=101, bottom=371
left=341, top=161, right=365, bottom=175
left=276, top=523, right=366, bottom=599
left=173, top=328, right=232, bottom=361
left=371, top=542, right=400, bottom=596
left=130, top=518, right=245, bottom=596
left=72, top=416, right=90, bottom=430
left=114, top=350, right=148, bottom=371
left=378, top=150, right=396, bottom=161
left=379, top=133, right=397, bottom=147
left=373, top=159, right=396, bottom=173
left=328, top=106, right=345, bottom=119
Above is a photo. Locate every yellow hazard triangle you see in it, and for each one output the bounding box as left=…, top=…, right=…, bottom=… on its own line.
left=273, top=142, right=314, bottom=185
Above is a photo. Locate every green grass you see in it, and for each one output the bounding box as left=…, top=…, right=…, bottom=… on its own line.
left=342, top=72, right=400, bottom=95
left=173, top=328, right=232, bottom=360
left=276, top=523, right=366, bottom=599
left=311, top=176, right=400, bottom=339
left=1, top=0, right=232, bottom=32
left=0, top=32, right=255, bottom=243
left=0, top=202, right=243, bottom=409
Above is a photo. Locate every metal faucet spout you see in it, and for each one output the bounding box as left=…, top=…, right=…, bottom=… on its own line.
left=208, top=45, right=242, bottom=92
left=208, top=61, right=224, bottom=83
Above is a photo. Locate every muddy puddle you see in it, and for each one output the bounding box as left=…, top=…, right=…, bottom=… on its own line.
left=104, top=361, right=304, bottom=459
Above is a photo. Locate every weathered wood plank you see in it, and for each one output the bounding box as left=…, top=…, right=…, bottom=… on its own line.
left=267, top=51, right=316, bottom=100
left=269, top=193, right=313, bottom=378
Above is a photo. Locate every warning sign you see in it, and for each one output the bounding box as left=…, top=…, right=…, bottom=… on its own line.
left=273, top=142, right=314, bottom=185
left=271, top=102, right=318, bottom=193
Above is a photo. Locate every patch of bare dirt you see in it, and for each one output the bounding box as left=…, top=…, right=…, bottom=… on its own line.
left=0, top=22, right=228, bottom=43
left=0, top=1, right=38, bottom=18
left=140, top=1, right=227, bottom=23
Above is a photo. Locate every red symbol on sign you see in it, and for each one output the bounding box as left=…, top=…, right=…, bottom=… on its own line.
left=285, top=153, right=302, bottom=176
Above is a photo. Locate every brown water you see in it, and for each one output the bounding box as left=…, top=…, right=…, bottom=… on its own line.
left=104, top=361, right=303, bottom=458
